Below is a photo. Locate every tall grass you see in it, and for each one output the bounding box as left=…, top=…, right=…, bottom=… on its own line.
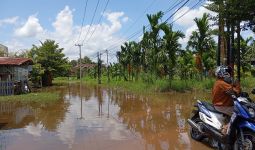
left=53, top=76, right=254, bottom=93
left=54, top=76, right=216, bottom=93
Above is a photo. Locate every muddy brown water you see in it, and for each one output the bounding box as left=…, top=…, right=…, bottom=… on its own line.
left=0, top=83, right=220, bottom=150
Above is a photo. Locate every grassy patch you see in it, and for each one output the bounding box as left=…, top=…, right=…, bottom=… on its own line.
left=53, top=76, right=255, bottom=93
left=0, top=92, right=60, bottom=104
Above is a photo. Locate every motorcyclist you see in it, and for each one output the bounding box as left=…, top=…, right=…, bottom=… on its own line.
left=212, top=65, right=241, bottom=134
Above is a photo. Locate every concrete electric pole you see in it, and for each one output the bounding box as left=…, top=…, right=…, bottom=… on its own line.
left=75, top=44, right=83, bottom=82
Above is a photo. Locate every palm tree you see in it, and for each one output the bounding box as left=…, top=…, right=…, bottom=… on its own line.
left=118, top=42, right=131, bottom=81
left=146, top=11, right=165, bottom=76
left=161, top=24, right=185, bottom=79
left=177, top=50, right=195, bottom=80
left=239, top=36, right=254, bottom=76
left=129, top=41, right=142, bottom=80
left=187, top=13, right=216, bottom=77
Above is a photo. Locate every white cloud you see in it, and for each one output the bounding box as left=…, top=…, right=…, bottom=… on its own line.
left=122, top=17, right=129, bottom=23
left=14, top=15, right=43, bottom=37
left=54, top=10, right=127, bottom=60
left=175, top=5, right=217, bottom=47
left=178, top=24, right=197, bottom=47
left=6, top=6, right=127, bottom=61
left=3, top=39, right=26, bottom=52
left=104, top=12, right=125, bottom=34
left=0, top=16, right=19, bottom=26
left=52, top=6, right=73, bottom=37
left=173, top=6, right=215, bottom=27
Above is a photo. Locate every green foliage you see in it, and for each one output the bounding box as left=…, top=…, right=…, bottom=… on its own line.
left=187, top=13, right=216, bottom=75
left=206, top=0, right=255, bottom=32
left=29, top=39, right=71, bottom=86
left=30, top=63, right=44, bottom=85
left=251, top=68, right=255, bottom=77
left=0, top=92, right=60, bottom=104
left=30, top=39, right=70, bottom=77
left=0, top=49, right=6, bottom=56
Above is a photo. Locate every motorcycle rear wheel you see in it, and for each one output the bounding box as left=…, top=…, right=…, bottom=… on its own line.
left=190, top=117, right=204, bottom=141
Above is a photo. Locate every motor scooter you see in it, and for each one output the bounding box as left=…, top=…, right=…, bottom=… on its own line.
left=188, top=89, right=255, bottom=149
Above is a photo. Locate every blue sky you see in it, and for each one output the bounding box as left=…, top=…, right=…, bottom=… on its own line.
left=0, top=0, right=253, bottom=62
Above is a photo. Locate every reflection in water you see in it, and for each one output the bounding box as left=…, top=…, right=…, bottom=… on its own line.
left=0, top=84, right=212, bottom=150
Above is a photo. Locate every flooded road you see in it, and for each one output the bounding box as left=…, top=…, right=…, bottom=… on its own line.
left=0, top=83, right=214, bottom=150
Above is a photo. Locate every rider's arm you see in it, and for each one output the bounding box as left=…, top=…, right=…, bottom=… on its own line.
left=221, top=80, right=241, bottom=95
left=232, top=81, right=241, bottom=94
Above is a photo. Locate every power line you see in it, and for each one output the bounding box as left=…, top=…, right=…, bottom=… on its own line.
left=77, top=0, right=89, bottom=43
left=171, top=0, right=204, bottom=24
left=105, top=0, right=184, bottom=52
left=119, top=0, right=157, bottom=38
left=86, top=0, right=110, bottom=42
left=162, top=0, right=190, bottom=23
left=105, top=0, right=205, bottom=64
left=65, top=0, right=89, bottom=57
left=81, top=0, right=101, bottom=44
left=106, top=0, right=191, bottom=52
left=88, top=0, right=204, bottom=63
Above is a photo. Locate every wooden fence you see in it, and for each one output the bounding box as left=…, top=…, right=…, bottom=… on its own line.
left=0, top=81, right=14, bottom=96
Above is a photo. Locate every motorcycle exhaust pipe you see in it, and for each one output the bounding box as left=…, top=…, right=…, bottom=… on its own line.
left=187, top=119, right=203, bottom=133
left=202, top=124, right=224, bottom=140
left=188, top=119, right=227, bottom=143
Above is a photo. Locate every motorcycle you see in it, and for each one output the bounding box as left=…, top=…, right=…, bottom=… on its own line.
left=188, top=89, right=255, bottom=149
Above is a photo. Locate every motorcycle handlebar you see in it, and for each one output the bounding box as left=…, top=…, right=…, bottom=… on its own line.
left=231, top=94, right=237, bottom=99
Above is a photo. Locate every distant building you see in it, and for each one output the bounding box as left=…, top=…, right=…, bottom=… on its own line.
left=71, top=63, right=96, bottom=78
left=0, top=44, right=8, bottom=57
left=0, top=57, right=33, bottom=95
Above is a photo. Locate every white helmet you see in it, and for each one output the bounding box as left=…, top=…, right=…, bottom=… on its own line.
left=215, top=65, right=231, bottom=78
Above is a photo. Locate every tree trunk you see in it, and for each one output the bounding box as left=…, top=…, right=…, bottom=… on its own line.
left=237, top=22, right=241, bottom=81
left=230, top=25, right=235, bottom=76
left=226, top=22, right=231, bottom=66
left=42, top=70, right=52, bottom=86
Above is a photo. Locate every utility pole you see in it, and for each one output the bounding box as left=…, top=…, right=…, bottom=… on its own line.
left=106, top=49, right=109, bottom=83
left=75, top=44, right=84, bottom=120
left=75, top=44, right=83, bottom=82
left=97, top=52, right=101, bottom=84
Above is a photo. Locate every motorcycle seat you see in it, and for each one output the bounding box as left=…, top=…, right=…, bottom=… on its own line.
left=200, top=101, right=226, bottom=115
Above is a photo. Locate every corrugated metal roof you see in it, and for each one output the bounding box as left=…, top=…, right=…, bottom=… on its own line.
left=0, top=57, right=33, bottom=66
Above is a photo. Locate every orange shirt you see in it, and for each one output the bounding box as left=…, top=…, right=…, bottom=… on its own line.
left=212, top=79, right=241, bottom=106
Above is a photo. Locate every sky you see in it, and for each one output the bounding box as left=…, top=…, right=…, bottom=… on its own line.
left=0, top=0, right=254, bottom=63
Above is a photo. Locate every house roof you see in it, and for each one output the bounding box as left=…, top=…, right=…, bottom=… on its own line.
left=0, top=57, right=33, bottom=66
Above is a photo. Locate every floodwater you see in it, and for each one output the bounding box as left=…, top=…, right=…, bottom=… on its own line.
left=0, top=83, right=215, bottom=150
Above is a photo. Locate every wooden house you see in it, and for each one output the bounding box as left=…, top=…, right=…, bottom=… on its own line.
left=0, top=57, right=33, bottom=95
